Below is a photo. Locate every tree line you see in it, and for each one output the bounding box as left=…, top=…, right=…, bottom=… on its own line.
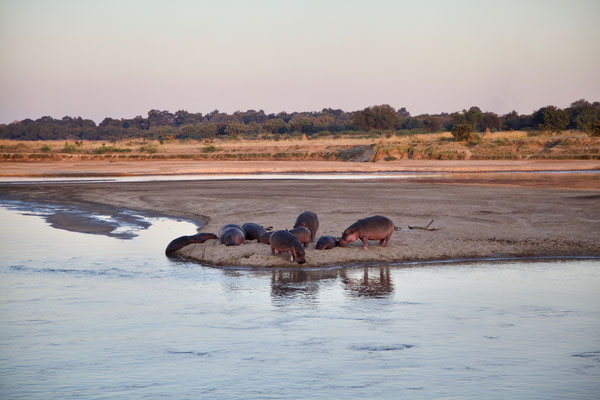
left=1, top=99, right=599, bottom=141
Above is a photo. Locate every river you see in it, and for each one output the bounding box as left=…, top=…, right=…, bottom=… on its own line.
left=0, top=203, right=599, bottom=399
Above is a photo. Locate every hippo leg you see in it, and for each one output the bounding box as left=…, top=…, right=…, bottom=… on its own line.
left=361, top=236, right=369, bottom=250
left=271, top=247, right=276, bottom=255
left=384, top=234, right=391, bottom=247
left=379, top=239, right=385, bottom=246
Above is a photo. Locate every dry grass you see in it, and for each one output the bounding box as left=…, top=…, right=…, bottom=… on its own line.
left=1, top=131, right=599, bottom=161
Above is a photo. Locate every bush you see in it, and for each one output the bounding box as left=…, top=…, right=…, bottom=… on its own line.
left=202, top=145, right=221, bottom=153
left=451, top=124, right=474, bottom=141
left=588, top=120, right=600, bottom=137
left=40, top=145, right=51, bottom=152
left=61, top=143, right=78, bottom=153
left=138, top=145, right=158, bottom=153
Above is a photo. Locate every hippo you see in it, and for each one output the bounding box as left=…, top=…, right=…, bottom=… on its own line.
left=338, top=215, right=396, bottom=250
left=293, top=211, right=319, bottom=242
left=258, top=231, right=274, bottom=245
left=242, top=223, right=268, bottom=241
left=288, top=227, right=311, bottom=248
left=315, top=235, right=338, bottom=250
left=270, top=230, right=306, bottom=264
left=218, top=224, right=246, bottom=246
left=165, top=232, right=218, bottom=254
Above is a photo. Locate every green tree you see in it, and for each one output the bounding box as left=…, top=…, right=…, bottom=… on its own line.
left=352, top=105, right=401, bottom=130
left=532, top=106, right=569, bottom=133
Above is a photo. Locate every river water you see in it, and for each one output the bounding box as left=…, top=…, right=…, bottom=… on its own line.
left=0, top=203, right=599, bottom=399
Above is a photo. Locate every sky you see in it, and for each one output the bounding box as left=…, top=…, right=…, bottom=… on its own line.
left=0, top=0, right=599, bottom=123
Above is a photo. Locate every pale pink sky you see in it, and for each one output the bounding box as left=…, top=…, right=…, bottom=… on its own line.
left=1, top=0, right=599, bottom=123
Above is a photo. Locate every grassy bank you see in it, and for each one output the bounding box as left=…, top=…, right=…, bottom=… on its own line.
left=1, top=131, right=598, bottom=161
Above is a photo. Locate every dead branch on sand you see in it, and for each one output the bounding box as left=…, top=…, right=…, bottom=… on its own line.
left=408, top=220, right=444, bottom=231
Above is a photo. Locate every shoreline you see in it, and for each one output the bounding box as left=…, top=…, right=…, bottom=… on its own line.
left=1, top=173, right=598, bottom=267
left=175, top=254, right=600, bottom=271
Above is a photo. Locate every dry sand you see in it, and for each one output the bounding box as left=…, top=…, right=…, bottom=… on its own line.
left=1, top=160, right=599, bottom=268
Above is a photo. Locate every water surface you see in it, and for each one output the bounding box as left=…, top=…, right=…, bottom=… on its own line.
left=0, top=204, right=599, bottom=399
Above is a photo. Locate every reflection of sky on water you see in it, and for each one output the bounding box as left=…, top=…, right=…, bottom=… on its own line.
left=0, top=203, right=599, bottom=399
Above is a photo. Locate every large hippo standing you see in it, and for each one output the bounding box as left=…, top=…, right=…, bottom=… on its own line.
left=270, top=230, right=306, bottom=264
left=315, top=235, right=338, bottom=250
left=219, top=224, right=246, bottom=246
left=293, top=211, right=319, bottom=242
left=288, top=227, right=311, bottom=248
left=338, top=215, right=396, bottom=250
left=165, top=232, right=218, bottom=254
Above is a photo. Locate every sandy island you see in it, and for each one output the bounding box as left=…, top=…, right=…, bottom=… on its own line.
left=1, top=160, right=599, bottom=267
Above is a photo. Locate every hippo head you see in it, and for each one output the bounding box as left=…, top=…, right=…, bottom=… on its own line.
left=258, top=232, right=272, bottom=245
left=223, top=232, right=244, bottom=246
left=293, top=243, right=306, bottom=264
left=338, top=228, right=358, bottom=247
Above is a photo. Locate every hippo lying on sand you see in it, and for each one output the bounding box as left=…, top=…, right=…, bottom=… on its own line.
left=270, top=230, right=306, bottom=264
left=219, top=224, right=246, bottom=246
left=242, top=223, right=270, bottom=241
left=338, top=216, right=397, bottom=250
left=315, top=235, right=338, bottom=250
left=294, top=211, right=319, bottom=242
left=165, top=232, right=218, bottom=254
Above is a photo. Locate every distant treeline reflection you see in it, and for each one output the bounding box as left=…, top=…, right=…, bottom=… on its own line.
left=2, top=99, right=599, bottom=141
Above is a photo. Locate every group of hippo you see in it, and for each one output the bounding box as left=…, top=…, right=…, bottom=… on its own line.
left=166, top=211, right=399, bottom=264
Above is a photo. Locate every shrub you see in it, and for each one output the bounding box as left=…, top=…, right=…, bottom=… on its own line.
left=61, top=143, right=78, bottom=153
left=202, top=145, right=221, bottom=153
left=451, top=124, right=474, bottom=141
left=40, top=145, right=51, bottom=152
left=138, top=145, right=158, bottom=153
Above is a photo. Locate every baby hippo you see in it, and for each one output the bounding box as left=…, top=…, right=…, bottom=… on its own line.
left=242, top=223, right=268, bottom=241
left=294, top=211, right=319, bottom=242
left=315, top=235, right=338, bottom=250
left=288, top=227, right=311, bottom=248
left=219, top=224, right=246, bottom=246
left=270, top=230, right=306, bottom=264
left=338, top=215, right=395, bottom=250
left=165, top=232, right=218, bottom=254
left=258, top=231, right=274, bottom=245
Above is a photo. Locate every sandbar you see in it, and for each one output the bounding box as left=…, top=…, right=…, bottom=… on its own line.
left=1, top=160, right=598, bottom=267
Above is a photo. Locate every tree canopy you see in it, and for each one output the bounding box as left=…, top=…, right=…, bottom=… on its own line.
left=1, top=101, right=599, bottom=141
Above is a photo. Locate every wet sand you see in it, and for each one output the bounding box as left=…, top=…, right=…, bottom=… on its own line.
left=1, top=159, right=599, bottom=177
left=1, top=166, right=599, bottom=267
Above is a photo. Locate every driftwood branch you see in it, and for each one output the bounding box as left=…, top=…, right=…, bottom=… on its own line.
left=408, top=220, right=444, bottom=231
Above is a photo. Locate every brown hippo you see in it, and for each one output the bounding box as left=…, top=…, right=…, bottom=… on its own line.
left=270, top=230, right=306, bottom=264
left=338, top=216, right=396, bottom=250
left=242, top=223, right=268, bottom=241
left=218, top=224, right=246, bottom=246
left=315, top=235, right=338, bottom=250
left=258, top=231, right=274, bottom=245
left=294, top=211, right=319, bottom=242
left=165, top=232, right=218, bottom=254
left=288, top=227, right=311, bottom=248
